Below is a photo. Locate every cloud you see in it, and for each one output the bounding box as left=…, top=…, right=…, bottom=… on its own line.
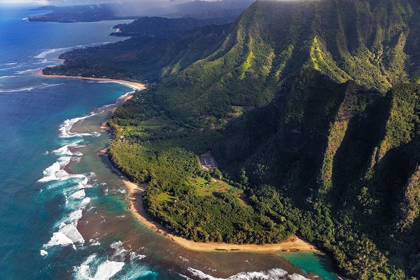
left=35, top=0, right=50, bottom=4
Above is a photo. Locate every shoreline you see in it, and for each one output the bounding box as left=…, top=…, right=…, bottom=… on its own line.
left=39, top=71, right=147, bottom=91
left=100, top=146, right=319, bottom=253
left=124, top=178, right=319, bottom=253
left=40, top=71, right=319, bottom=254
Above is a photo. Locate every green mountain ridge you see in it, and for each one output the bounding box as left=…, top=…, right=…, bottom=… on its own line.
left=111, top=17, right=234, bottom=40
left=154, top=0, right=420, bottom=122
left=222, top=69, right=420, bottom=278
left=43, top=23, right=231, bottom=81
left=44, top=0, right=420, bottom=278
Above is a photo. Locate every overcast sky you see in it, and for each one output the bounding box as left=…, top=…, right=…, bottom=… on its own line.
left=0, top=0, right=194, bottom=4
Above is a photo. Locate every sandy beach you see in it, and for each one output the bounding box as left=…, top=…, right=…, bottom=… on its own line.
left=39, top=71, right=147, bottom=91
left=113, top=167, right=319, bottom=253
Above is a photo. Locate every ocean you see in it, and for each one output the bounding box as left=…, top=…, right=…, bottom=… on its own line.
left=0, top=5, right=339, bottom=280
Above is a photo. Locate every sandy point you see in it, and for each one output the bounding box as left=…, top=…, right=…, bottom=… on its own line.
left=121, top=176, right=320, bottom=253
left=39, top=71, right=147, bottom=91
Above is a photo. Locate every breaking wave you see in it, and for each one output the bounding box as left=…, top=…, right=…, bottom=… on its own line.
left=15, top=68, right=43, bottom=75
left=185, top=267, right=309, bottom=280
left=38, top=81, right=138, bottom=256
left=35, top=42, right=110, bottom=60
left=35, top=47, right=71, bottom=59
left=74, top=242, right=149, bottom=280
left=39, top=120, right=93, bottom=251
left=0, top=83, right=62, bottom=93
left=59, top=116, right=101, bottom=138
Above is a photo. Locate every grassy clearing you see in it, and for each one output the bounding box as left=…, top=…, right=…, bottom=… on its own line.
left=190, top=177, right=233, bottom=197
left=156, top=192, right=177, bottom=203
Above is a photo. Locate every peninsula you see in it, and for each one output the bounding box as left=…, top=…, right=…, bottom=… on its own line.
left=29, top=5, right=139, bottom=23
left=39, top=72, right=146, bottom=91
left=42, top=0, right=420, bottom=279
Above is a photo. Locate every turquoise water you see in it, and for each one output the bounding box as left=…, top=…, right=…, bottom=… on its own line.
left=0, top=5, right=339, bottom=280
left=0, top=6, right=161, bottom=279
left=280, top=252, right=339, bottom=280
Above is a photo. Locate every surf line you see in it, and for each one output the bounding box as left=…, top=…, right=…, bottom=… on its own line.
left=37, top=73, right=145, bottom=256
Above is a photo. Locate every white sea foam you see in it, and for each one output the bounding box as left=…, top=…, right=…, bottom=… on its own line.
left=39, top=84, right=143, bottom=260
left=289, top=273, right=311, bottom=279
left=42, top=187, right=90, bottom=249
left=60, top=224, right=84, bottom=244
left=35, top=43, right=108, bottom=61
left=43, top=231, right=74, bottom=248
left=38, top=162, right=63, bottom=183
left=0, top=75, right=16, bottom=79
left=186, top=267, right=308, bottom=280
left=0, top=83, right=62, bottom=93
left=74, top=241, right=151, bottom=280
left=109, top=241, right=146, bottom=261
left=77, top=254, right=98, bottom=279
left=129, top=252, right=146, bottom=261
left=69, top=189, right=86, bottom=200
left=75, top=254, right=125, bottom=280
left=37, top=152, right=85, bottom=183
left=110, top=267, right=155, bottom=280
left=110, top=241, right=128, bottom=261
left=59, top=116, right=101, bottom=138
left=0, top=64, right=22, bottom=71
left=73, top=151, right=84, bottom=156
left=15, top=68, right=42, bottom=75
left=40, top=250, right=48, bottom=257
left=89, top=239, right=101, bottom=246
left=97, top=80, right=142, bottom=91
left=53, top=143, right=84, bottom=157
left=179, top=256, right=190, bottom=262
left=4, top=62, right=17, bottom=66
left=33, top=59, right=52, bottom=64
left=68, top=210, right=83, bottom=224
left=117, top=90, right=136, bottom=101
left=0, top=86, right=36, bottom=93
left=40, top=140, right=92, bottom=250
left=35, top=48, right=69, bottom=59
left=93, top=260, right=125, bottom=279
left=110, top=241, right=124, bottom=250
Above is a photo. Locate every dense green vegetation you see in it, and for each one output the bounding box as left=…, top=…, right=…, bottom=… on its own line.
left=44, top=0, right=420, bottom=278
left=112, top=17, right=233, bottom=40
left=43, top=23, right=231, bottom=82
left=108, top=94, right=296, bottom=244
left=221, top=70, right=414, bottom=279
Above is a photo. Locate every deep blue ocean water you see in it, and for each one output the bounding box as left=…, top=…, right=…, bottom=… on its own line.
left=0, top=5, right=339, bottom=280
left=0, top=6, right=153, bottom=279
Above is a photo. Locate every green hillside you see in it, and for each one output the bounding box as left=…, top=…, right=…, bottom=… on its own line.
left=222, top=69, right=420, bottom=279
left=112, top=17, right=234, bottom=39
left=153, top=0, right=420, bottom=123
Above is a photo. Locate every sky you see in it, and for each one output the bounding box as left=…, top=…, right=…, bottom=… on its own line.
left=0, top=0, right=188, bottom=5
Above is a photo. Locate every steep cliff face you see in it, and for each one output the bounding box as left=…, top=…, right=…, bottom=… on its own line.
left=155, top=0, right=420, bottom=123
left=221, top=68, right=420, bottom=278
